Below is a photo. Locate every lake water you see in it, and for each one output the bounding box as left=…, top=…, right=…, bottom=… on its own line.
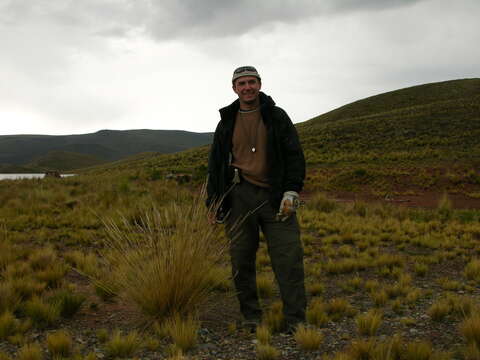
left=0, top=174, right=75, bottom=180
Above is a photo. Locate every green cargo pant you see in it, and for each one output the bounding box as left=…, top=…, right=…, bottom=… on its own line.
left=226, top=179, right=306, bottom=326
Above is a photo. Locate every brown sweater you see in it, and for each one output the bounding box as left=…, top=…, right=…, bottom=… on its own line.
left=231, top=109, right=269, bottom=187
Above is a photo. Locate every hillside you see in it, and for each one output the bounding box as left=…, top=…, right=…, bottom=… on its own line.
left=26, top=151, right=107, bottom=172
left=0, top=129, right=213, bottom=171
left=88, top=79, right=479, bottom=170
left=297, top=78, right=480, bottom=166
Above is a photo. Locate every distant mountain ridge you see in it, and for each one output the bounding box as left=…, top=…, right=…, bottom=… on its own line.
left=0, top=129, right=213, bottom=172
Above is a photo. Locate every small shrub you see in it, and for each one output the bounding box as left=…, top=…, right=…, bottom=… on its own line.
left=46, top=330, right=73, bottom=358
left=356, top=310, right=382, bottom=336
left=294, top=324, right=323, bottom=351
left=256, top=344, right=280, bottom=360
left=105, top=330, right=141, bottom=359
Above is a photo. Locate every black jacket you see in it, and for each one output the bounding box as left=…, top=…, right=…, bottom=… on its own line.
left=207, top=92, right=305, bottom=212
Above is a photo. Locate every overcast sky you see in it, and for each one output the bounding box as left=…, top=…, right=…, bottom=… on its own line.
left=1, top=0, right=479, bottom=135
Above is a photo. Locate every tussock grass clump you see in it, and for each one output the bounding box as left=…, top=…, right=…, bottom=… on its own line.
left=294, top=324, right=323, bottom=351
left=46, top=330, right=73, bottom=358
left=326, top=298, right=357, bottom=320
left=464, top=259, right=480, bottom=282
left=64, top=250, right=99, bottom=276
left=206, top=266, right=232, bottom=292
left=427, top=299, right=451, bottom=321
left=9, top=277, right=46, bottom=301
left=464, top=343, right=480, bottom=360
left=47, top=288, right=85, bottom=318
left=0, top=350, right=11, bottom=360
left=263, top=301, right=284, bottom=333
left=28, top=246, right=57, bottom=271
left=257, top=273, right=275, bottom=298
left=34, top=263, right=67, bottom=289
left=307, top=282, right=324, bottom=297
left=414, top=263, right=429, bottom=277
left=306, top=193, right=337, bottom=213
left=0, top=311, right=19, bottom=340
left=96, top=328, right=109, bottom=343
left=99, top=192, right=228, bottom=320
left=256, top=324, right=272, bottom=345
left=256, top=343, right=280, bottom=360
left=105, top=330, right=141, bottom=359
left=161, top=314, right=199, bottom=353
left=404, top=340, right=434, bottom=360
left=23, top=296, right=60, bottom=328
left=460, top=315, right=480, bottom=347
left=0, top=281, right=21, bottom=313
left=306, top=299, right=329, bottom=327
left=17, top=343, right=43, bottom=360
left=355, top=310, right=382, bottom=336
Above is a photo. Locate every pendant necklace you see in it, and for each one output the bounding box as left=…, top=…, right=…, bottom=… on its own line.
left=239, top=108, right=261, bottom=153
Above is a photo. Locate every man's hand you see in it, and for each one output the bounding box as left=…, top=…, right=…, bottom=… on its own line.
left=277, top=191, right=300, bottom=222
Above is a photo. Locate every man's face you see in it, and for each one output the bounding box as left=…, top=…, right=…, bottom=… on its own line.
left=232, top=76, right=261, bottom=105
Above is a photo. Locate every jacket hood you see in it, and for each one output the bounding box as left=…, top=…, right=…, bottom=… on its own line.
left=219, top=92, right=275, bottom=121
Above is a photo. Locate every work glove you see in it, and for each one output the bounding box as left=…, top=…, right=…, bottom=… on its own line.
left=277, top=191, right=300, bottom=222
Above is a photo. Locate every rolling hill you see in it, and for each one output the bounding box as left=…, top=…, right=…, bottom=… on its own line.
left=0, top=129, right=213, bottom=172
left=82, top=78, right=480, bottom=198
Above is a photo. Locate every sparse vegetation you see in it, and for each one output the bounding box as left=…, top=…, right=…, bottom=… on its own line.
left=1, top=78, right=480, bottom=358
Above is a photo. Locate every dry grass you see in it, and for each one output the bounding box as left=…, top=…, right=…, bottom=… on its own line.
left=98, top=190, right=229, bottom=320
left=161, top=314, right=199, bottom=353
left=355, top=309, right=382, bottom=336
left=460, top=315, right=480, bottom=347
left=294, top=324, right=323, bottom=351
left=256, top=343, right=280, bottom=360
left=104, top=329, right=141, bottom=358
left=17, top=343, right=43, bottom=360
left=46, top=330, right=73, bottom=358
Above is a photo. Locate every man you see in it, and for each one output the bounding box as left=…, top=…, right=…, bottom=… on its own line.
left=207, top=66, right=306, bottom=333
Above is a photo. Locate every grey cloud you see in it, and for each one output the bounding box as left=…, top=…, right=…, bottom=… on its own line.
left=1, top=0, right=427, bottom=41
